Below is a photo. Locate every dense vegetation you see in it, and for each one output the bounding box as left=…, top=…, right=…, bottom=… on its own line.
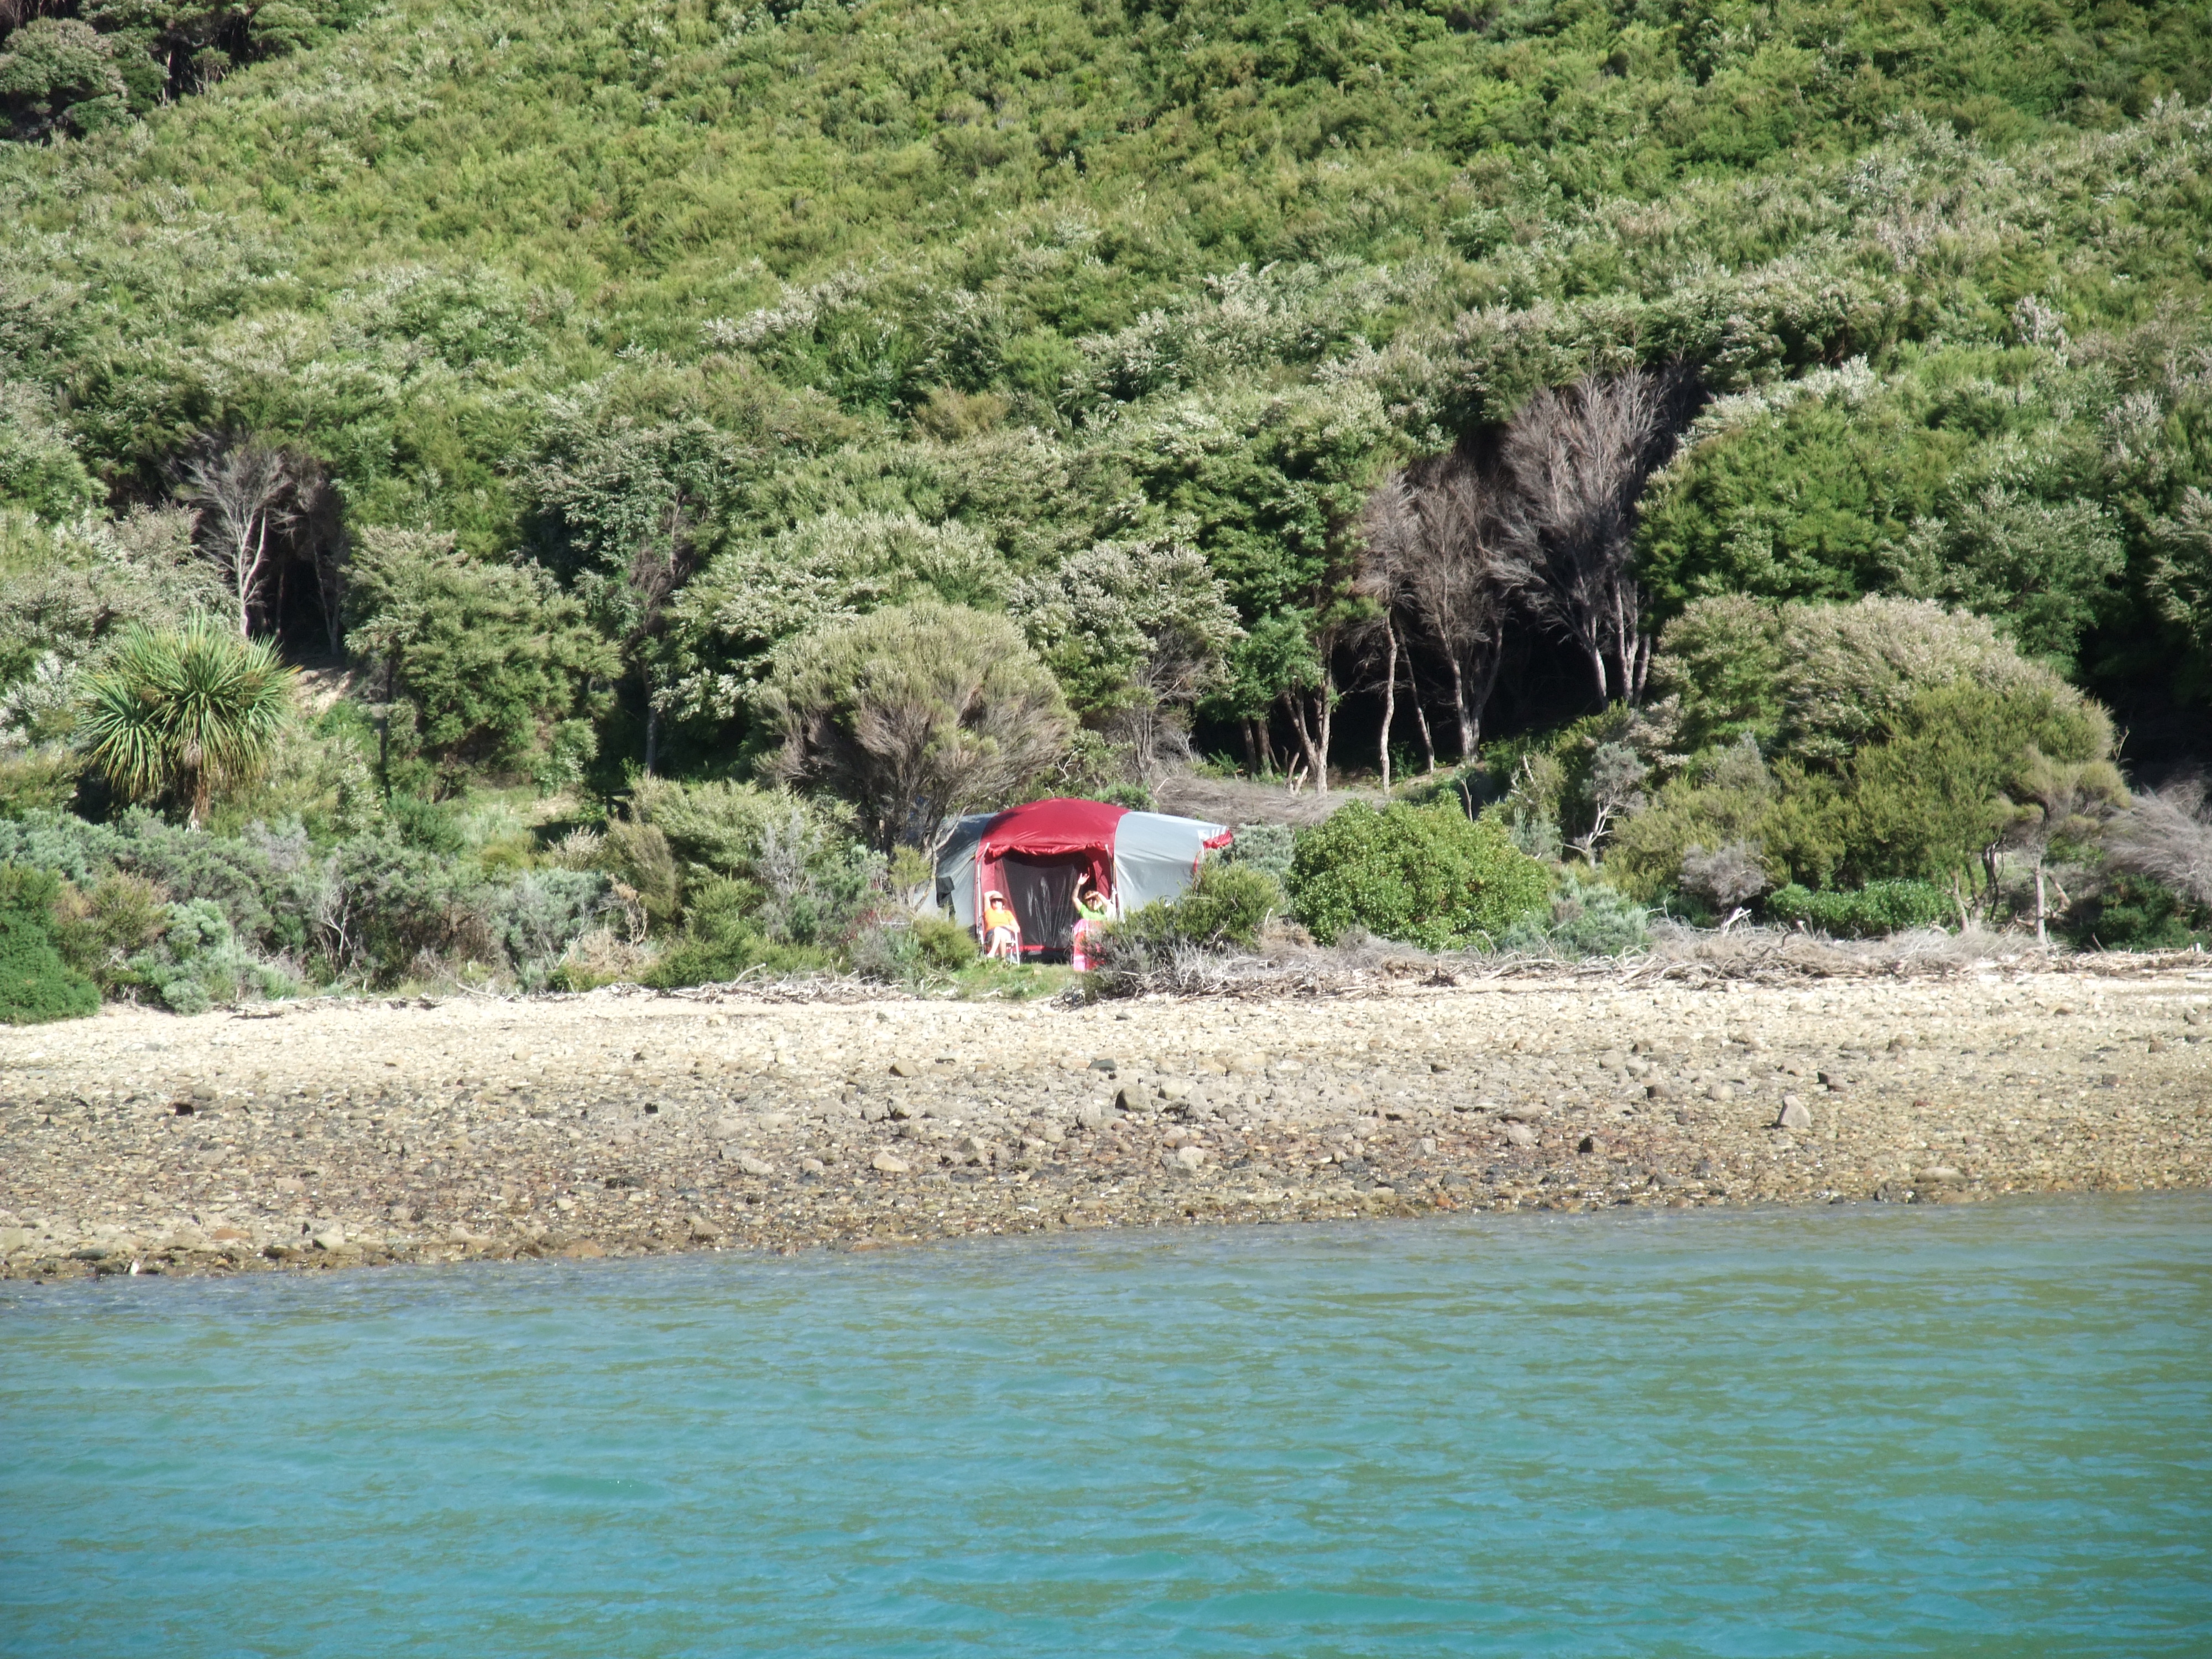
left=2, top=0, right=2210, bottom=1010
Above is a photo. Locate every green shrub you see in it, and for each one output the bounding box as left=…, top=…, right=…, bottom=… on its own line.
left=77, top=619, right=294, bottom=827
left=0, top=747, right=82, bottom=816
left=2060, top=876, right=2212, bottom=952
left=626, top=777, right=826, bottom=883
left=51, top=870, right=168, bottom=993
left=121, top=898, right=298, bottom=1014
left=1496, top=875, right=1652, bottom=958
left=1767, top=879, right=1955, bottom=937
left=645, top=878, right=833, bottom=988
left=1112, top=862, right=1284, bottom=954
left=388, top=793, right=466, bottom=855
left=912, top=914, right=979, bottom=972
left=346, top=529, right=616, bottom=795
left=0, top=865, right=98, bottom=1024
left=1290, top=801, right=1551, bottom=950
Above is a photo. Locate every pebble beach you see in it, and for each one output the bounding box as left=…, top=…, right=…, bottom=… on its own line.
left=6, top=967, right=2211, bottom=1280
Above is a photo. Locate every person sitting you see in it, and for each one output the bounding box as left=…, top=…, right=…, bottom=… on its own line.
left=980, top=890, right=1021, bottom=961
left=1070, top=883, right=1111, bottom=972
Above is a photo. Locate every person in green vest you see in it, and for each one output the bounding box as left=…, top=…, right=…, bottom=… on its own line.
left=1070, top=882, right=1111, bottom=972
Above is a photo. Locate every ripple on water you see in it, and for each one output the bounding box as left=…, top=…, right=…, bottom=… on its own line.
left=3, top=1195, right=2209, bottom=1657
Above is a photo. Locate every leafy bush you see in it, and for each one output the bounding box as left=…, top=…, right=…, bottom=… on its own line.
left=1618, top=608, right=2119, bottom=900
left=848, top=909, right=983, bottom=984
left=51, top=870, right=169, bottom=993
left=644, top=878, right=832, bottom=988
left=121, top=898, right=298, bottom=1014
left=0, top=865, right=98, bottom=1024
left=1767, top=880, right=1955, bottom=937
left=912, top=914, right=979, bottom=972
left=0, top=809, right=615, bottom=993
left=1111, top=862, right=1284, bottom=955
left=0, top=747, right=81, bottom=816
left=1496, top=875, right=1652, bottom=959
left=1649, top=595, right=2100, bottom=767
left=347, top=529, right=616, bottom=795
left=1290, top=802, right=1550, bottom=950
left=2060, top=876, right=2212, bottom=952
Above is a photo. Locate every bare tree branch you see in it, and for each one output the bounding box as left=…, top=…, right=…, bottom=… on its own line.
left=178, top=435, right=299, bottom=639
left=1356, top=450, right=1513, bottom=760
left=1492, top=366, right=1699, bottom=705
left=2106, top=779, right=2212, bottom=909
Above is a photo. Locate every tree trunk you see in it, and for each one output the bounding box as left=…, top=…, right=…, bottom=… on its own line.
left=644, top=703, right=661, bottom=778
left=1468, top=645, right=1505, bottom=756
left=1378, top=618, right=1398, bottom=793
left=1444, top=654, right=1475, bottom=760
left=1585, top=640, right=1610, bottom=705
left=1405, top=659, right=1436, bottom=774
left=2035, top=858, right=2048, bottom=946
left=1284, top=692, right=1314, bottom=787
left=236, top=518, right=259, bottom=638
left=1241, top=718, right=1259, bottom=775
left=1284, top=681, right=1332, bottom=795
left=1313, top=667, right=1333, bottom=795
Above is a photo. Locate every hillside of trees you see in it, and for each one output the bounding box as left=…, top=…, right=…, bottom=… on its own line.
left=3, top=0, right=2211, bottom=1011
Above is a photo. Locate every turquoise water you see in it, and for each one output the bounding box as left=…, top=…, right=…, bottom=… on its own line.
left=4, top=1198, right=2209, bottom=1657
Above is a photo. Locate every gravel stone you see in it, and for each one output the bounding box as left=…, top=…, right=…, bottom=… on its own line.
left=1, top=969, right=2206, bottom=1279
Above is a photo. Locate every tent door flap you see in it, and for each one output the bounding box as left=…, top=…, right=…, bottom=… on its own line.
left=1000, top=854, right=1086, bottom=956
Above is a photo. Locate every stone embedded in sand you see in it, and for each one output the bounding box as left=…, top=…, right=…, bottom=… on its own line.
left=1504, top=1122, right=1537, bottom=1147
left=871, top=1152, right=910, bottom=1174
left=734, top=1155, right=775, bottom=1178
left=889, top=1060, right=922, bottom=1078
left=1776, top=1098, right=1813, bottom=1131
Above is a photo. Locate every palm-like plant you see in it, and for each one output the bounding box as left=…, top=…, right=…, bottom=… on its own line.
left=80, top=618, right=294, bottom=827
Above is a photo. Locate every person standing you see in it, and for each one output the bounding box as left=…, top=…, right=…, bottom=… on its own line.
left=1070, top=883, right=1111, bottom=972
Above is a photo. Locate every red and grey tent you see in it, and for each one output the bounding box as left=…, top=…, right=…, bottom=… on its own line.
left=936, top=798, right=1232, bottom=958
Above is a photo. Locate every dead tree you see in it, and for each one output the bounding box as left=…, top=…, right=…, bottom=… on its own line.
left=179, top=436, right=298, bottom=638
left=1494, top=366, right=1697, bottom=705
left=1357, top=453, right=1514, bottom=763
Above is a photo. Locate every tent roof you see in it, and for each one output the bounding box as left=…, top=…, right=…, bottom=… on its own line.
left=973, top=797, right=1129, bottom=860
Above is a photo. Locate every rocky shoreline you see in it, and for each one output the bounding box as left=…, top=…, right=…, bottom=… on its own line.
left=4, top=967, right=2210, bottom=1282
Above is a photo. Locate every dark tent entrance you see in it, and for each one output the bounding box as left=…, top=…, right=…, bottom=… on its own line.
left=999, top=855, right=1087, bottom=959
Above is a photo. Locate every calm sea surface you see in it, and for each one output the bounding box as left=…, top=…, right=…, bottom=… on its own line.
left=4, top=1196, right=2209, bottom=1657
